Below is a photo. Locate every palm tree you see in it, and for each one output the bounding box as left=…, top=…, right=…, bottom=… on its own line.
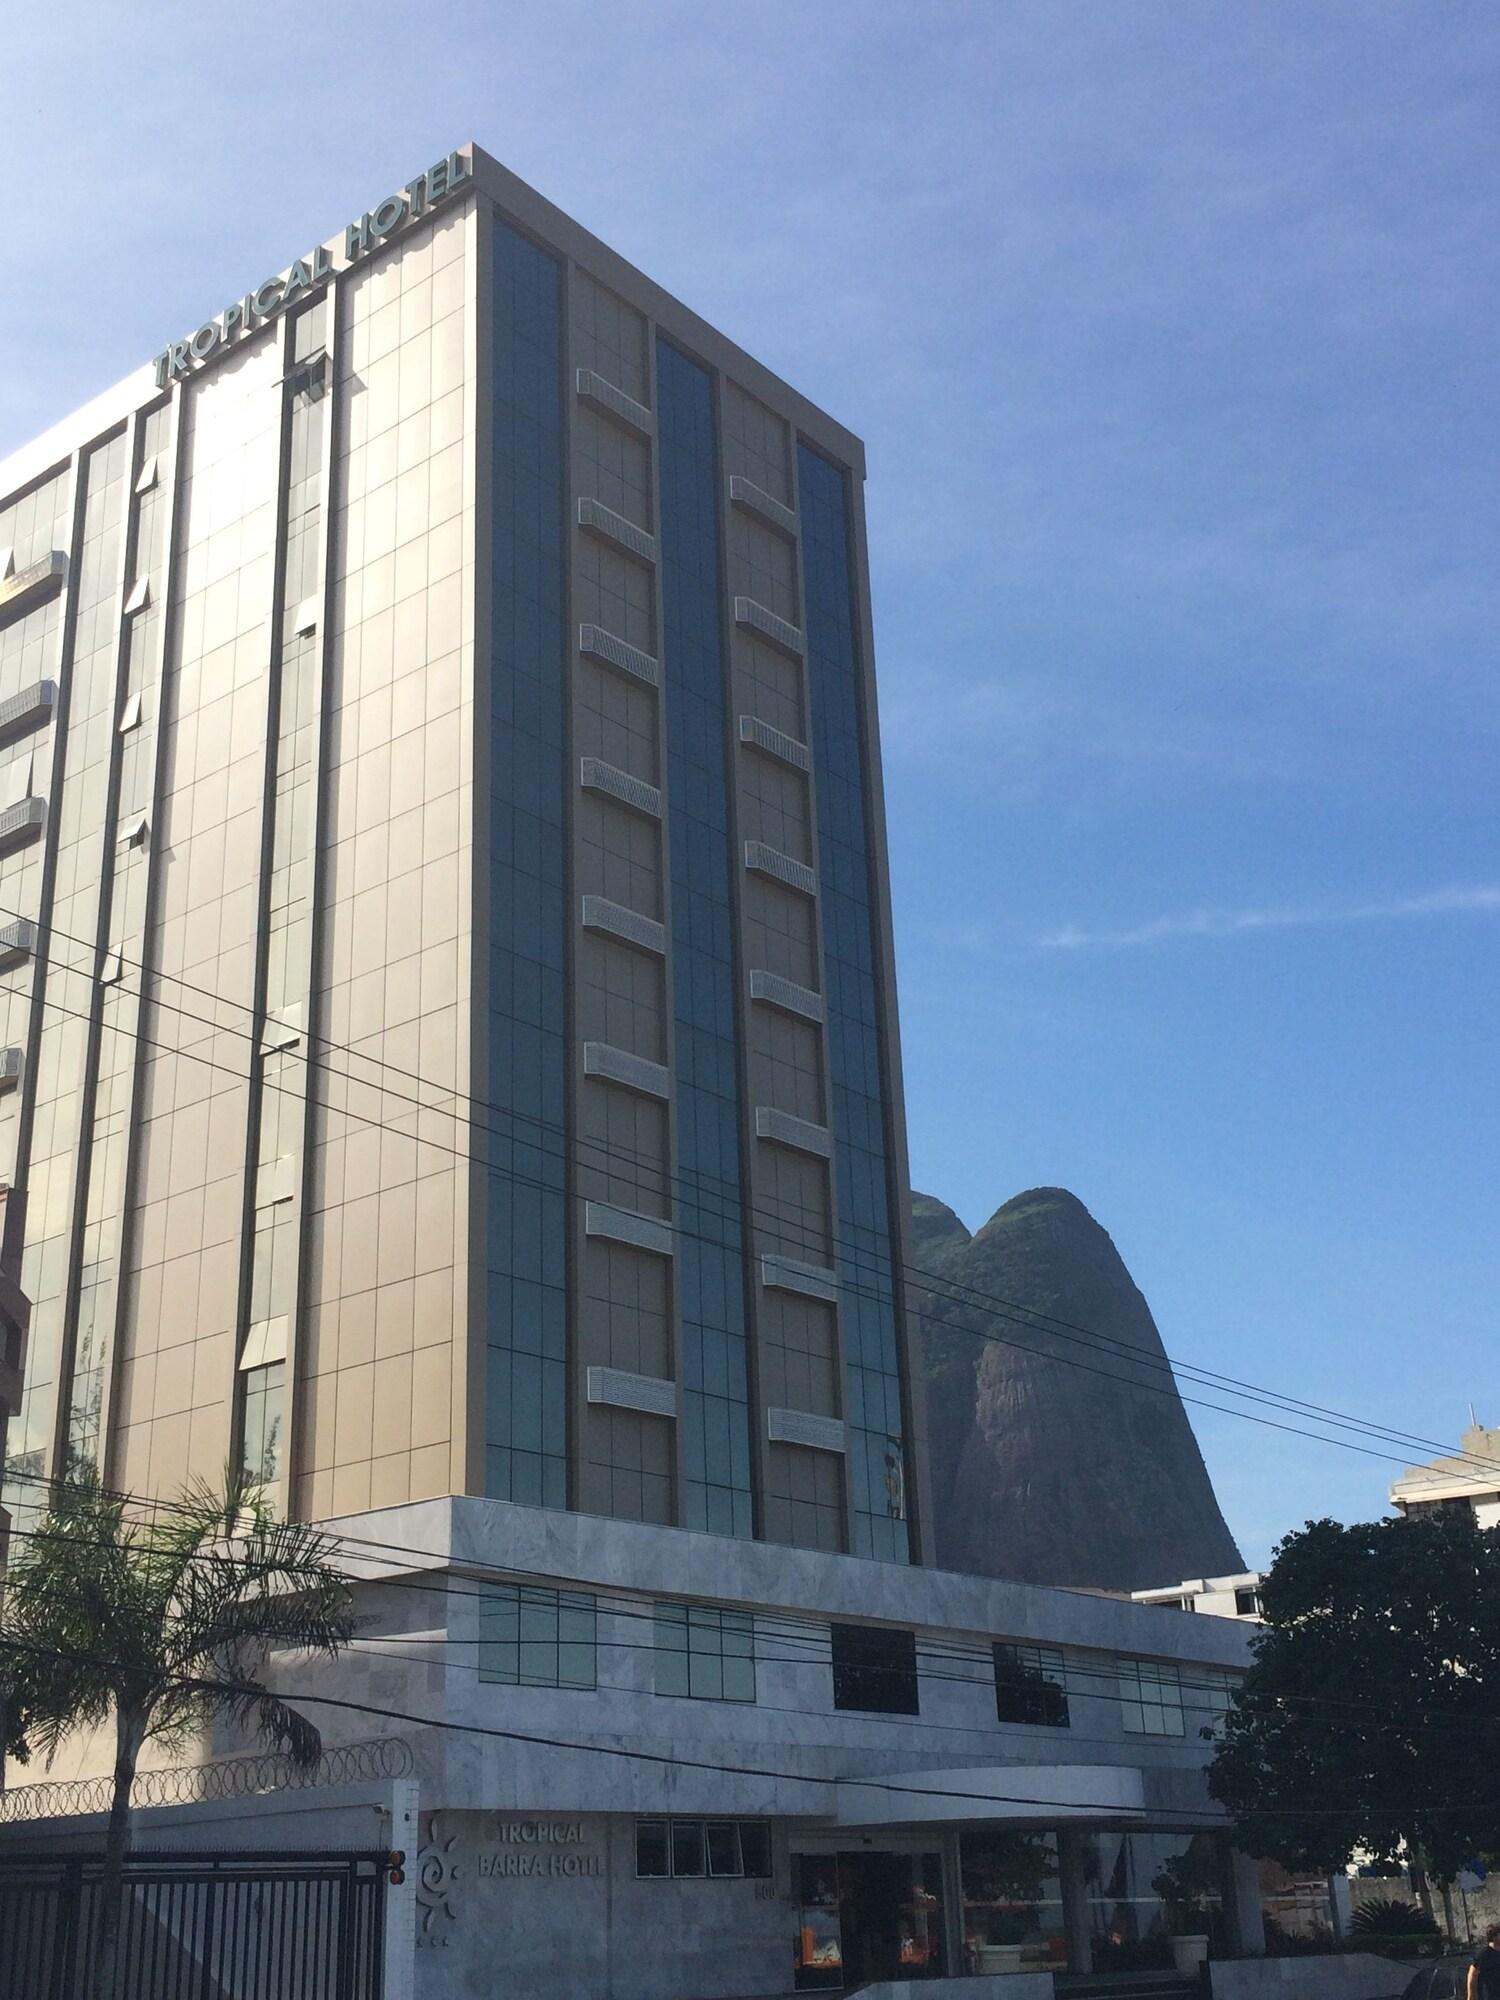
left=0, top=1467, right=356, bottom=2000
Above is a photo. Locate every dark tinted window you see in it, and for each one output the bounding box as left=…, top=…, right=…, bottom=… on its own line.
left=635, top=1821, right=670, bottom=1877
left=658, top=337, right=754, bottom=1539
left=671, top=1822, right=706, bottom=1877
left=800, top=444, right=912, bottom=1564
left=831, top=1623, right=919, bottom=1714
left=739, top=1822, right=773, bottom=1879
left=637, top=1819, right=772, bottom=1881
left=994, top=1643, right=1070, bottom=1728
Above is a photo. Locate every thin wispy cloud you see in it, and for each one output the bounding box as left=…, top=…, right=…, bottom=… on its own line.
left=1039, top=885, right=1500, bottom=952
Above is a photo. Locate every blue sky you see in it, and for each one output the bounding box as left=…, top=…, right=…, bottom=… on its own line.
left=4, top=3, right=1496, bottom=1565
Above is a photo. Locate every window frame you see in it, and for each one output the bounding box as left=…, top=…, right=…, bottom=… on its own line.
left=1189, top=1666, right=1239, bottom=1738
left=478, top=1581, right=598, bottom=1690
left=653, top=1601, right=757, bottom=1704
left=635, top=1818, right=773, bottom=1881
left=830, top=1621, right=920, bottom=1716
left=993, top=1642, right=1071, bottom=1729
left=1117, top=1655, right=1186, bottom=1737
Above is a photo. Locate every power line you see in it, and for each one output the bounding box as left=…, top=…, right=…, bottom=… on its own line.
left=9, top=1492, right=1500, bottom=1742
left=6, top=961, right=1491, bottom=1494
left=5, top=1629, right=1483, bottom=1826
left=18, top=893, right=1500, bottom=1486
left=13, top=898, right=1493, bottom=1476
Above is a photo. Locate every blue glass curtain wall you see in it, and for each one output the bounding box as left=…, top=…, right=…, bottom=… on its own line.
left=798, top=443, right=911, bottom=1564
left=657, top=340, right=754, bottom=1537
left=485, top=216, right=569, bottom=1507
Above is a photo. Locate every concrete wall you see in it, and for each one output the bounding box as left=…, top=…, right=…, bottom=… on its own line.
left=1210, top=1955, right=1409, bottom=2000
left=857, top=1980, right=1052, bottom=2000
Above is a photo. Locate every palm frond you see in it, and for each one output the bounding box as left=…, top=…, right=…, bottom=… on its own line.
left=2, top=1467, right=354, bottom=1778
left=222, top=1681, right=324, bottom=1768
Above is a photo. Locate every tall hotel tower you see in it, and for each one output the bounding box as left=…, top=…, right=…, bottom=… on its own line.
left=0, top=144, right=930, bottom=1564
left=0, top=148, right=1265, bottom=2000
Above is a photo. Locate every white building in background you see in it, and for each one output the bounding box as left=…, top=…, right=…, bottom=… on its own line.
left=1131, top=1575, right=1265, bottom=1622
left=1389, top=1418, right=1500, bottom=1527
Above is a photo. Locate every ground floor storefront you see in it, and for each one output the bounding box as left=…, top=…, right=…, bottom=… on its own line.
left=408, top=1807, right=1266, bottom=1998
left=788, top=1824, right=1256, bottom=1990
left=0, top=1785, right=1268, bottom=1999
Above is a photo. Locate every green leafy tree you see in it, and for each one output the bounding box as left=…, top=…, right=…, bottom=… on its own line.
left=1208, top=1513, right=1500, bottom=1888
left=0, top=1469, right=355, bottom=2000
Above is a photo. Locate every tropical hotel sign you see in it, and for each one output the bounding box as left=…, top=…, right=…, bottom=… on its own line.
left=153, top=150, right=471, bottom=389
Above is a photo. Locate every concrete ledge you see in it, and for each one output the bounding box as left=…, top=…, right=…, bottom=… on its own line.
left=857, top=1974, right=1054, bottom=2000
left=1210, top=1953, right=1408, bottom=2000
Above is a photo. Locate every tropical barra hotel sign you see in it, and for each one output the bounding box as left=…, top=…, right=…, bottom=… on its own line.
left=153, top=149, right=471, bottom=389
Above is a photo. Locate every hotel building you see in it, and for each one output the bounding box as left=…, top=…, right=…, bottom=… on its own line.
left=0, top=145, right=1262, bottom=1997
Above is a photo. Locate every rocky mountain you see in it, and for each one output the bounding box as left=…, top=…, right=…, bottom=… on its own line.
left=913, top=1186, right=1243, bottom=1592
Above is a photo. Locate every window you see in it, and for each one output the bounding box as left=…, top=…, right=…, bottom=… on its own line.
left=479, top=1584, right=597, bottom=1689
left=994, top=1644, right=1070, bottom=1728
left=636, top=1819, right=773, bottom=1880
left=739, top=1821, right=773, bottom=1878
left=831, top=1622, right=919, bottom=1714
left=240, top=1363, right=284, bottom=1488
left=1188, top=1667, right=1238, bottom=1738
left=961, top=1830, right=1065, bottom=1972
left=1117, top=1657, right=1185, bottom=1737
left=654, top=1603, right=756, bottom=1702
left=636, top=1821, right=670, bottom=1877
left=1234, top=1588, right=1262, bottom=1617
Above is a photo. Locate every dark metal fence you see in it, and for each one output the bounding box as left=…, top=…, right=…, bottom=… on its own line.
left=0, top=1849, right=386, bottom=2000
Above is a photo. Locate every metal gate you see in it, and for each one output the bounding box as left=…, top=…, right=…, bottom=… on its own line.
left=0, top=1849, right=386, bottom=2000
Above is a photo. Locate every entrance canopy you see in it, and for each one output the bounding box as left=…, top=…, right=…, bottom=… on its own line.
left=833, top=1763, right=1147, bottom=1828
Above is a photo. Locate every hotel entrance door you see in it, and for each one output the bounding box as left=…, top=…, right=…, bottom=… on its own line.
left=793, top=1850, right=947, bottom=1989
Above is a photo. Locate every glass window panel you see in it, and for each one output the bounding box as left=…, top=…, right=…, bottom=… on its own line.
left=657, top=336, right=754, bottom=1541
left=654, top=1601, right=756, bottom=1702
left=654, top=1605, right=691, bottom=1697
left=671, top=1822, right=705, bottom=1878
left=1118, top=1658, right=1185, bottom=1737
left=830, top=1622, right=919, bottom=1714
left=994, top=1644, right=1071, bottom=1729
left=688, top=1649, right=725, bottom=1702
left=636, top=1822, right=669, bottom=1878
left=705, top=1823, right=741, bottom=1877
left=961, top=1831, right=1065, bottom=1974
left=480, top=1584, right=596, bottom=1689
left=739, top=1823, right=772, bottom=1880
left=485, top=215, right=568, bottom=1504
